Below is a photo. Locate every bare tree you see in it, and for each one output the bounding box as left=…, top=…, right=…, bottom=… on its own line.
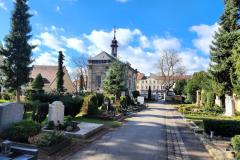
left=72, top=54, right=88, bottom=91
left=157, top=49, right=186, bottom=95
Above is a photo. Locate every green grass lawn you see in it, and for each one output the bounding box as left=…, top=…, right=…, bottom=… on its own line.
left=23, top=110, right=123, bottom=128
left=74, top=116, right=123, bottom=128
left=0, top=99, right=10, bottom=103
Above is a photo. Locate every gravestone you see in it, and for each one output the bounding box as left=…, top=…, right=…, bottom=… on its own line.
left=215, top=96, right=222, bottom=107
left=196, top=90, right=201, bottom=107
left=48, top=101, right=65, bottom=125
left=225, top=95, right=235, bottom=116
left=163, top=92, right=166, bottom=101
left=137, top=96, right=144, bottom=105
left=0, top=103, right=24, bottom=132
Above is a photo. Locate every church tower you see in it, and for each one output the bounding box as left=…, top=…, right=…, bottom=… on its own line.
left=111, top=28, right=118, bottom=57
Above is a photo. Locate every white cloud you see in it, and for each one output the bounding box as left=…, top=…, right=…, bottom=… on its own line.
left=39, top=32, right=65, bottom=51
left=190, top=23, right=219, bottom=55
left=0, top=2, right=7, bottom=10
left=85, top=28, right=141, bottom=56
left=139, top=35, right=150, bottom=48
left=116, top=0, right=128, bottom=3
left=34, top=52, right=57, bottom=65
left=33, top=26, right=211, bottom=75
left=178, top=49, right=209, bottom=74
left=56, top=5, right=60, bottom=12
left=153, top=37, right=181, bottom=52
left=30, top=10, right=38, bottom=16
left=61, top=36, right=85, bottom=53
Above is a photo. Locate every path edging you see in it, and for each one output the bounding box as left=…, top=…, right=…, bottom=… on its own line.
left=178, top=112, right=234, bottom=160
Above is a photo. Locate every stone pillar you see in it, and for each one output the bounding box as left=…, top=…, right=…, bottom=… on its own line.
left=196, top=90, right=201, bottom=107
left=48, top=101, right=65, bottom=125
left=225, top=95, right=235, bottom=117
left=163, top=92, right=166, bottom=101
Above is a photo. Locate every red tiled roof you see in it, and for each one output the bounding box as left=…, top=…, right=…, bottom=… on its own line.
left=137, top=72, right=145, bottom=80
left=30, top=65, right=59, bottom=84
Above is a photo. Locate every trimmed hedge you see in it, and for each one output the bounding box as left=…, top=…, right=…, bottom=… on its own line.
left=1, top=120, right=41, bottom=143
left=203, top=119, right=240, bottom=137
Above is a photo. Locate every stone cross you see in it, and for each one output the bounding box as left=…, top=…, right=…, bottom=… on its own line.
left=48, top=101, right=65, bottom=125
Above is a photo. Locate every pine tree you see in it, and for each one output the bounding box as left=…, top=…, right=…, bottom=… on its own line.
left=32, top=73, right=44, bottom=93
left=103, top=60, right=125, bottom=97
left=56, top=51, right=65, bottom=93
left=209, top=0, right=240, bottom=95
left=0, top=0, right=34, bottom=102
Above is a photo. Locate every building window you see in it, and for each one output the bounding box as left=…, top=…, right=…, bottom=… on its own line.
left=153, top=86, right=155, bottom=90
left=96, top=76, right=101, bottom=88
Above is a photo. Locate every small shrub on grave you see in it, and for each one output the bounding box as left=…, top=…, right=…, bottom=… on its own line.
left=61, top=95, right=83, bottom=118
left=2, top=92, right=11, bottom=100
left=23, top=100, right=38, bottom=113
left=201, top=91, right=208, bottom=106
left=28, top=131, right=66, bottom=147
left=81, top=94, right=99, bottom=116
left=132, top=91, right=140, bottom=99
left=120, top=96, right=126, bottom=105
left=203, top=119, right=240, bottom=137
left=177, top=104, right=197, bottom=114
left=231, top=135, right=240, bottom=152
left=32, top=102, right=49, bottom=123
left=126, top=95, right=132, bottom=106
left=1, top=120, right=41, bottom=143
left=46, top=121, right=55, bottom=130
left=206, top=92, right=215, bottom=108
left=203, top=105, right=223, bottom=115
left=96, top=93, right=104, bottom=107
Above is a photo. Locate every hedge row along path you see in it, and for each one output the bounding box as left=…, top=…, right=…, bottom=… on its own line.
left=69, top=102, right=212, bottom=160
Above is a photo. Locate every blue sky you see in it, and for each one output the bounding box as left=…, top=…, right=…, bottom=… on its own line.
left=0, top=0, right=224, bottom=75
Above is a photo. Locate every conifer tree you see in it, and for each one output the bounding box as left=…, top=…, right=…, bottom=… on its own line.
left=56, top=51, right=65, bottom=93
left=0, top=0, right=34, bottom=102
left=148, top=86, right=152, bottom=100
left=209, top=0, right=240, bottom=95
left=32, top=73, right=44, bottom=94
left=103, top=60, right=125, bottom=97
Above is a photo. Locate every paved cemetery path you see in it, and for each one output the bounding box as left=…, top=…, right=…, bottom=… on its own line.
left=69, top=102, right=212, bottom=160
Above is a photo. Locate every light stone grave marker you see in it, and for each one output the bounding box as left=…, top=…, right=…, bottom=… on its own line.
left=137, top=96, right=144, bottom=105
left=225, top=95, right=235, bottom=116
left=48, top=101, right=65, bottom=125
left=0, top=103, right=24, bottom=132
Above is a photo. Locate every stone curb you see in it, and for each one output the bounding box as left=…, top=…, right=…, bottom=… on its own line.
left=177, top=111, right=234, bottom=160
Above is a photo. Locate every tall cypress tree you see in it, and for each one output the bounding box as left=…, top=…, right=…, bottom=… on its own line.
left=0, top=0, right=34, bottom=102
left=209, top=0, right=240, bottom=95
left=56, top=51, right=65, bottom=93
